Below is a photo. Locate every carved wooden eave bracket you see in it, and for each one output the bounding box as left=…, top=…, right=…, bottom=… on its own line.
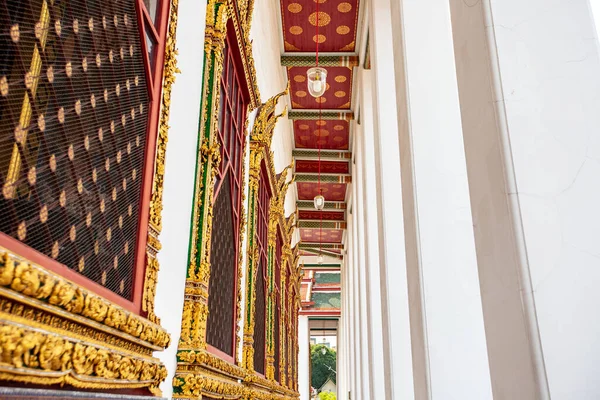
left=250, top=85, right=290, bottom=149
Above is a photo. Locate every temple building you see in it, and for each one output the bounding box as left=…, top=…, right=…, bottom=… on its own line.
left=0, top=0, right=600, bottom=399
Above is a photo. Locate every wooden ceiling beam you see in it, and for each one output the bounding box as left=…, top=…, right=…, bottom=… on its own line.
left=299, top=243, right=344, bottom=250
left=295, top=173, right=352, bottom=183
left=298, top=220, right=347, bottom=230
left=300, top=247, right=343, bottom=259
left=281, top=55, right=360, bottom=67
left=293, top=149, right=352, bottom=161
left=288, top=110, right=354, bottom=120
left=297, top=200, right=347, bottom=210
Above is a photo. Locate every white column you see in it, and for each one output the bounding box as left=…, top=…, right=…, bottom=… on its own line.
left=337, top=265, right=345, bottom=397
left=347, top=198, right=362, bottom=399
left=450, top=0, right=600, bottom=398
left=353, top=121, right=373, bottom=400
left=349, top=134, right=370, bottom=400
left=592, top=0, right=600, bottom=42
left=153, top=0, right=207, bottom=396
left=341, top=251, right=351, bottom=399
left=356, top=68, right=388, bottom=400
left=396, top=0, right=493, bottom=397
left=298, top=315, right=311, bottom=400
left=336, top=320, right=344, bottom=398
left=368, top=0, right=417, bottom=397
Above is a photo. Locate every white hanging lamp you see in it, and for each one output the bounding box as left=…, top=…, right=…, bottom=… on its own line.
left=307, top=67, right=327, bottom=98
left=307, top=0, right=327, bottom=98
left=314, top=192, right=325, bottom=211
left=317, top=253, right=324, bottom=264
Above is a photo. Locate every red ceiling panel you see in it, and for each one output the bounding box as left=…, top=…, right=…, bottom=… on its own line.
left=288, top=67, right=352, bottom=109
left=300, top=228, right=344, bottom=243
left=280, top=0, right=360, bottom=52
left=297, top=182, right=347, bottom=201
left=295, top=160, right=349, bottom=174
left=294, top=120, right=349, bottom=150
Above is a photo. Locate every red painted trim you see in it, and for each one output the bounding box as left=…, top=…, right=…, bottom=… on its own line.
left=207, top=344, right=236, bottom=365
left=133, top=0, right=172, bottom=315
left=0, top=233, right=136, bottom=312
left=135, top=0, right=154, bottom=100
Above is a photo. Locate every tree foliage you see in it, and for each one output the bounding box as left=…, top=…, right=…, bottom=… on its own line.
left=311, top=344, right=336, bottom=390
left=319, top=392, right=337, bottom=400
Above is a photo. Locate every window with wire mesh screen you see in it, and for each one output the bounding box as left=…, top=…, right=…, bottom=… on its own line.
left=253, top=161, right=270, bottom=375
left=274, top=229, right=283, bottom=383
left=0, top=0, right=153, bottom=300
left=206, top=30, right=248, bottom=357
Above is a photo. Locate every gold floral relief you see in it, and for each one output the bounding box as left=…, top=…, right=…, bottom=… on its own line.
left=0, top=319, right=166, bottom=392
left=0, top=249, right=168, bottom=393
left=0, top=250, right=169, bottom=349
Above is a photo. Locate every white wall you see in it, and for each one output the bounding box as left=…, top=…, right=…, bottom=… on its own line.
left=250, top=0, right=293, bottom=174
left=489, top=1, right=600, bottom=398
left=153, top=0, right=207, bottom=396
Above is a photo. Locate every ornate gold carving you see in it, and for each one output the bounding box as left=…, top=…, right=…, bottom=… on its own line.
left=143, top=0, right=182, bottom=325
left=250, top=85, right=289, bottom=148
left=0, top=250, right=169, bottom=349
left=0, top=319, right=166, bottom=391
left=0, top=297, right=152, bottom=356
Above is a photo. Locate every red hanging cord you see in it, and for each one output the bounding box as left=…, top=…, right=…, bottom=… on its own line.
left=319, top=95, right=322, bottom=258
left=316, top=0, right=319, bottom=66
left=316, top=0, right=323, bottom=259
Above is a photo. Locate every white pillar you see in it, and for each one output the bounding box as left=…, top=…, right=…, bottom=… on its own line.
left=153, top=0, right=207, bottom=396
left=350, top=129, right=371, bottom=400
left=353, top=120, right=374, bottom=400
left=450, top=0, right=600, bottom=398
left=341, top=251, right=352, bottom=399
left=394, top=0, right=493, bottom=397
left=336, top=321, right=344, bottom=398
left=347, top=198, right=361, bottom=399
left=592, top=0, right=600, bottom=42
left=369, top=0, right=419, bottom=396
left=298, top=315, right=311, bottom=400
left=337, top=262, right=346, bottom=398
left=357, top=68, right=387, bottom=400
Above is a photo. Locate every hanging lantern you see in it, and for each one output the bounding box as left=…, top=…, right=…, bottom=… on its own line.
left=307, top=67, right=327, bottom=98
left=317, top=253, right=324, bottom=264
left=314, top=194, right=325, bottom=211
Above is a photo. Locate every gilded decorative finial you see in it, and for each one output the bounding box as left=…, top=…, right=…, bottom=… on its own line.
left=277, top=160, right=293, bottom=192
left=250, top=86, right=288, bottom=147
